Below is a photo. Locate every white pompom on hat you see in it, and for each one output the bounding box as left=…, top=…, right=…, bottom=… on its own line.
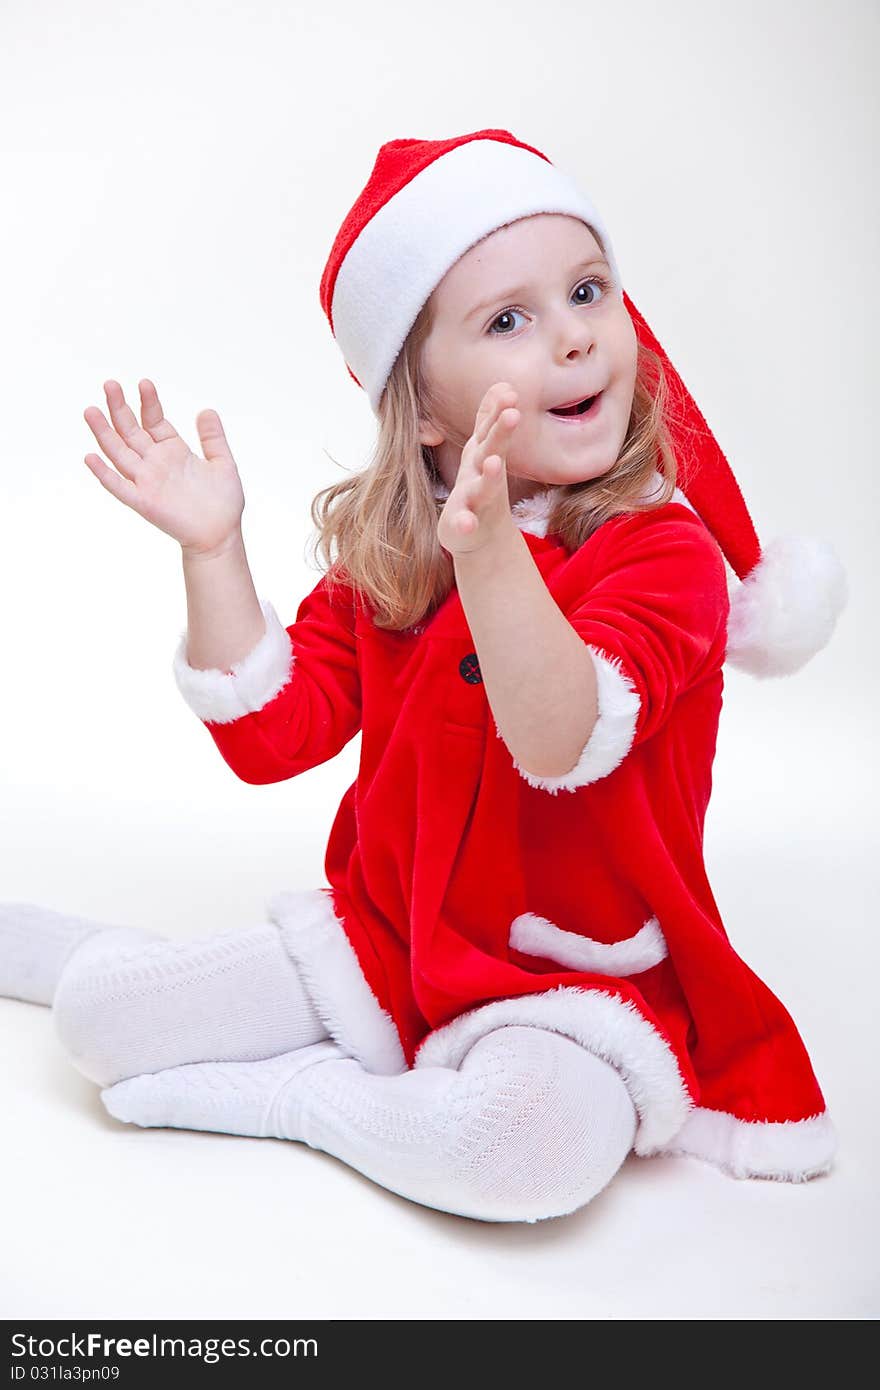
left=319, top=128, right=848, bottom=677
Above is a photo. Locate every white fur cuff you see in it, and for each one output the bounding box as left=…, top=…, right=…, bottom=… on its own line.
left=509, top=645, right=640, bottom=793
left=172, top=598, right=294, bottom=725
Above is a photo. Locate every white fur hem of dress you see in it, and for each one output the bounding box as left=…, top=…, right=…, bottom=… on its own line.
left=267, top=886, right=408, bottom=1076
left=266, top=886, right=837, bottom=1183
left=413, top=995, right=838, bottom=1182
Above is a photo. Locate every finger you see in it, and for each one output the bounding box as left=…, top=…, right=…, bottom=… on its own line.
left=83, top=450, right=142, bottom=511
left=473, top=409, right=518, bottom=466
left=480, top=453, right=506, bottom=480
left=484, top=406, right=519, bottom=442
left=104, top=379, right=160, bottom=456
left=473, top=456, right=506, bottom=493
left=195, top=408, right=234, bottom=464
left=461, top=459, right=504, bottom=515
left=475, top=387, right=517, bottom=445
left=83, top=404, right=145, bottom=483
left=471, top=388, right=502, bottom=446
left=138, top=379, right=179, bottom=443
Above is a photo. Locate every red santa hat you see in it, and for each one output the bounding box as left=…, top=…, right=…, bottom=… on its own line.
left=319, top=128, right=847, bottom=677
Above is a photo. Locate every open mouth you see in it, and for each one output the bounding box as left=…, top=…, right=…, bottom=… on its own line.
left=547, top=392, right=602, bottom=420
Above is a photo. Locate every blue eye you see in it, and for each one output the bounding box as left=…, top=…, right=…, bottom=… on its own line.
left=487, top=275, right=611, bottom=336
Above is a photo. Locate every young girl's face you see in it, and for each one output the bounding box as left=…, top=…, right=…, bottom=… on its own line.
left=419, top=213, right=638, bottom=506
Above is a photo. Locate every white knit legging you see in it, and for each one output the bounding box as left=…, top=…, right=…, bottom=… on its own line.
left=44, top=917, right=637, bottom=1224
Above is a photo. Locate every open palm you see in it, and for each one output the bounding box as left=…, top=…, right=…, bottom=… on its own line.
left=83, top=379, right=245, bottom=555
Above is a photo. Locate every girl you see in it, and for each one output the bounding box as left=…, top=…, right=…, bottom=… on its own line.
left=0, top=128, right=848, bottom=1225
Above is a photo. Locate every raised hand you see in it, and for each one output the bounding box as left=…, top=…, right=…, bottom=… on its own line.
left=436, top=382, right=520, bottom=557
left=83, top=380, right=246, bottom=556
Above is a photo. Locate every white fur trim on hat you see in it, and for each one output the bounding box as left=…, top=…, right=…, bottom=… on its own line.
left=332, top=138, right=623, bottom=414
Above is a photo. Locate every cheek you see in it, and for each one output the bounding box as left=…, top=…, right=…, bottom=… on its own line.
left=623, top=318, right=639, bottom=380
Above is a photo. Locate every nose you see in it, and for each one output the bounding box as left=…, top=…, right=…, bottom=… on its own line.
left=553, top=305, right=596, bottom=361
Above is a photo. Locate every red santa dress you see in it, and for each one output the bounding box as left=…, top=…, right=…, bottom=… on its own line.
left=171, top=467, right=838, bottom=1185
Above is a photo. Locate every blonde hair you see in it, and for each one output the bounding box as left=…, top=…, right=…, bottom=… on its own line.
left=311, top=292, right=680, bottom=631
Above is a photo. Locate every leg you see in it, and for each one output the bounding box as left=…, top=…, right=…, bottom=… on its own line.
left=0, top=901, right=153, bottom=1006
left=50, top=917, right=331, bottom=1086
left=102, top=1025, right=638, bottom=1224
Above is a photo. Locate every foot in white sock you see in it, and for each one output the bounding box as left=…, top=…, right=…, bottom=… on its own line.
left=100, top=1025, right=638, bottom=1224
left=0, top=901, right=157, bottom=1006
left=101, top=1040, right=348, bottom=1137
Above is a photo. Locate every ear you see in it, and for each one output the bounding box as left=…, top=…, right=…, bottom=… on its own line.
left=418, top=418, right=445, bottom=447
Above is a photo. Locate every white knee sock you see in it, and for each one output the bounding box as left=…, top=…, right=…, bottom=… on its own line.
left=49, top=918, right=331, bottom=1086
left=0, top=901, right=150, bottom=1006
left=102, top=1025, right=638, bottom=1224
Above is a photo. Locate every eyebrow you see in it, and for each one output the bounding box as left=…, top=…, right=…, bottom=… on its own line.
left=465, top=257, right=612, bottom=322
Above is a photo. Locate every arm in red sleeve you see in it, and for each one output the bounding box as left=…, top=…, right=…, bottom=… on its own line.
left=513, top=508, right=730, bottom=794
left=171, top=570, right=362, bottom=784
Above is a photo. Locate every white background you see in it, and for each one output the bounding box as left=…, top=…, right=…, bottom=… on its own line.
left=1, top=0, right=877, bottom=1320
